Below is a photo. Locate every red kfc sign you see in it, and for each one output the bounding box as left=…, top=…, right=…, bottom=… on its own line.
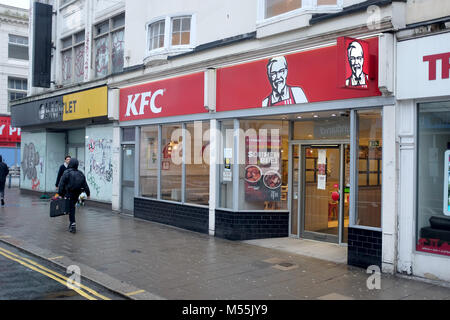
left=120, top=73, right=205, bottom=121
left=216, top=37, right=380, bottom=112
left=0, top=116, right=21, bottom=143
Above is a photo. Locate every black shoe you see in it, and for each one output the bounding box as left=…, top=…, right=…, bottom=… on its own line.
left=69, top=223, right=76, bottom=233
left=1, top=199, right=4, bottom=206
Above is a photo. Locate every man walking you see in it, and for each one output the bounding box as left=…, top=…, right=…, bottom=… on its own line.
left=0, top=156, right=9, bottom=206
left=58, top=158, right=90, bottom=233
left=55, top=156, right=71, bottom=190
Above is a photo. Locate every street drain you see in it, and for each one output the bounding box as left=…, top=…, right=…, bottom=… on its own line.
left=272, top=262, right=298, bottom=271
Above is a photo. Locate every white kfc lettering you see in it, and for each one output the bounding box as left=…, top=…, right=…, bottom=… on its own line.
left=9, top=127, right=17, bottom=136
left=150, top=89, right=164, bottom=114
left=125, top=94, right=140, bottom=117
left=139, top=91, right=152, bottom=115
left=0, top=125, right=5, bottom=135
left=125, top=90, right=165, bottom=117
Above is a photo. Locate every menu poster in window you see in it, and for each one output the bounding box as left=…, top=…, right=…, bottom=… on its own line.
left=317, top=149, right=327, bottom=190
left=445, top=150, right=450, bottom=216
left=244, top=135, right=282, bottom=202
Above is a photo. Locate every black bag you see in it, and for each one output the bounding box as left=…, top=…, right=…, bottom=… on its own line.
left=50, top=198, right=70, bottom=218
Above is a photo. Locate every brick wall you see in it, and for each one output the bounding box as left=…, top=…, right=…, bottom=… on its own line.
left=134, top=198, right=209, bottom=234
left=215, top=210, right=289, bottom=241
left=348, top=227, right=382, bottom=269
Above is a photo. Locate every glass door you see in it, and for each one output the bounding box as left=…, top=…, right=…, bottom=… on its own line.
left=301, top=145, right=341, bottom=243
left=121, top=145, right=135, bottom=213
left=290, top=144, right=300, bottom=237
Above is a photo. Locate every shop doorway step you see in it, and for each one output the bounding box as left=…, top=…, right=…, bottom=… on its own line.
left=242, top=237, right=347, bottom=264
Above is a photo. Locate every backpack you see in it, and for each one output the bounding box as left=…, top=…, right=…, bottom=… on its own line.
left=67, top=170, right=85, bottom=193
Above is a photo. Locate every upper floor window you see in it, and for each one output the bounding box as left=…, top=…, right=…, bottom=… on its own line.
left=94, top=13, right=125, bottom=78
left=146, top=15, right=194, bottom=57
left=61, top=30, right=85, bottom=84
left=263, top=0, right=339, bottom=20
left=8, top=77, right=27, bottom=112
left=8, top=35, right=29, bottom=60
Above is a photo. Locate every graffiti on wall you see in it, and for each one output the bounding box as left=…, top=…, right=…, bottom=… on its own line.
left=21, top=143, right=41, bottom=190
left=86, top=138, right=113, bottom=198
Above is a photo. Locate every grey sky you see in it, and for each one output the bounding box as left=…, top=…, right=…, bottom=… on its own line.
left=0, top=0, right=29, bottom=9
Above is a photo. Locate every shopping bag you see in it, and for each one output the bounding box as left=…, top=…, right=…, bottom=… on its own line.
left=50, top=198, right=70, bottom=218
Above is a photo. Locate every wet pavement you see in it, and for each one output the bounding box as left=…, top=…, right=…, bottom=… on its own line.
left=0, top=188, right=450, bottom=300
left=0, top=242, right=126, bottom=300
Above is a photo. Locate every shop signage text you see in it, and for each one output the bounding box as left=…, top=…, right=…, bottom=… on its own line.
left=0, top=117, right=21, bottom=143
left=398, top=32, right=450, bottom=100
left=11, top=86, right=108, bottom=127
left=124, top=89, right=164, bottom=117
left=119, top=73, right=205, bottom=121
left=423, top=52, right=450, bottom=80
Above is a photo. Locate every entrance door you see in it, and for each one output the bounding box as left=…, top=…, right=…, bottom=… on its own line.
left=290, top=144, right=350, bottom=244
left=121, top=145, right=135, bottom=213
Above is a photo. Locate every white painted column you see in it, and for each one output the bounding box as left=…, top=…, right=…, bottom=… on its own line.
left=209, top=119, right=217, bottom=236
left=396, top=99, right=416, bottom=275
left=111, top=123, right=121, bottom=211
left=382, top=104, right=397, bottom=274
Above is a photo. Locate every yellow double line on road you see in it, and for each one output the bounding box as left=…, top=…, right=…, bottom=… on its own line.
left=0, top=246, right=110, bottom=300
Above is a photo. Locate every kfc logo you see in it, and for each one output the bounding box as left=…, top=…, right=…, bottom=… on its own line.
left=262, top=56, right=308, bottom=107
left=125, top=89, right=164, bottom=117
left=346, top=41, right=369, bottom=88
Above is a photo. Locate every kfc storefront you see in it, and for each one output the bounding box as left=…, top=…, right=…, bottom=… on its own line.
left=396, top=31, right=450, bottom=281
left=120, top=35, right=395, bottom=269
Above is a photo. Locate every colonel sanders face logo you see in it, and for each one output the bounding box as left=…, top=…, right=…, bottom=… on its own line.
left=262, top=56, right=308, bottom=107
left=346, top=41, right=368, bottom=87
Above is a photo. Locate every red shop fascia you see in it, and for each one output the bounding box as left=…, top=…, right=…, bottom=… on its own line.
left=119, top=36, right=381, bottom=123
left=0, top=116, right=21, bottom=147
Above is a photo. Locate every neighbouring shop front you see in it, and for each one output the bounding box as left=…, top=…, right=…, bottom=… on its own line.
left=10, top=86, right=116, bottom=205
left=119, top=35, right=394, bottom=268
left=0, top=116, right=21, bottom=168
left=397, top=31, right=450, bottom=281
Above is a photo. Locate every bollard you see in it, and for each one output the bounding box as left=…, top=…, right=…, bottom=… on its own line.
left=8, top=174, right=11, bottom=189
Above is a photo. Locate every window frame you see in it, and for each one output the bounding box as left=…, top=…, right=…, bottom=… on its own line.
left=8, top=34, right=29, bottom=61
left=7, top=77, right=27, bottom=112
left=145, top=13, right=196, bottom=58
left=139, top=120, right=210, bottom=208
left=93, top=12, right=125, bottom=78
left=257, top=0, right=343, bottom=25
left=60, top=30, right=85, bottom=84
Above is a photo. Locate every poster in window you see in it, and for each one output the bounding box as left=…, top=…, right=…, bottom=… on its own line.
left=244, top=135, right=282, bottom=202
left=445, top=150, right=450, bottom=216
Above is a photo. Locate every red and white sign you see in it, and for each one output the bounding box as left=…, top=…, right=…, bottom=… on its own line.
left=0, top=116, right=21, bottom=144
left=216, top=37, right=380, bottom=112
left=120, top=73, right=205, bottom=121
left=398, top=32, right=450, bottom=99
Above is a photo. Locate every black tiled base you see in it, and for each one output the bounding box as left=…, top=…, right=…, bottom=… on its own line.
left=134, top=198, right=209, bottom=234
left=215, top=210, right=289, bottom=241
left=348, top=227, right=382, bottom=269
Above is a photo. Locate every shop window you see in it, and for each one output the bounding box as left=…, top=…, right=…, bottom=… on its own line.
left=140, top=126, right=158, bottom=199
left=8, top=34, right=28, bottom=60
left=239, top=120, right=289, bottom=211
left=61, top=30, right=85, bottom=84
left=417, top=102, right=450, bottom=257
left=8, top=77, right=27, bottom=112
left=219, top=120, right=235, bottom=209
left=161, top=125, right=183, bottom=201
left=185, top=122, right=210, bottom=206
left=94, top=13, right=125, bottom=78
left=293, top=113, right=350, bottom=140
left=355, top=110, right=382, bottom=228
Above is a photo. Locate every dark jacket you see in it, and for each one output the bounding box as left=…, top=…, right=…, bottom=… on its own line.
left=55, top=164, right=68, bottom=187
left=0, top=156, right=9, bottom=186
left=58, top=158, right=90, bottom=199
